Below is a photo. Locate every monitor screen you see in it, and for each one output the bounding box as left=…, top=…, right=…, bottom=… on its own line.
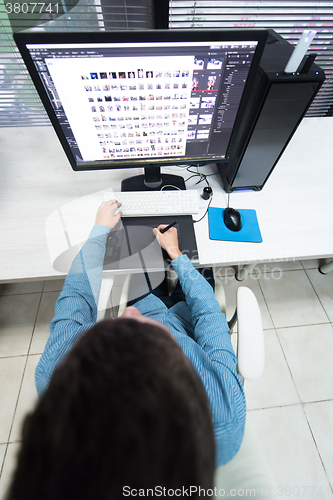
left=15, top=29, right=267, bottom=188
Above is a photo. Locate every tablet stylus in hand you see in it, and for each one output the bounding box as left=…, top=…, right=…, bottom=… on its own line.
left=160, top=221, right=177, bottom=234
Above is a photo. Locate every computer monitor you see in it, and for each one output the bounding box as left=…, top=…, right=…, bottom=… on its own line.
left=14, top=29, right=268, bottom=191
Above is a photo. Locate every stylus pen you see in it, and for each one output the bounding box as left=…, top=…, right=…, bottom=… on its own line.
left=160, top=221, right=177, bottom=234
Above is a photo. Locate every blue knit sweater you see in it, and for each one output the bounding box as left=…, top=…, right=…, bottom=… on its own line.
left=36, top=224, right=246, bottom=466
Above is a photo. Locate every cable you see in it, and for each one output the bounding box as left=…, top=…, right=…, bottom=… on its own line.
left=184, top=164, right=214, bottom=223
left=161, top=184, right=181, bottom=191
left=168, top=163, right=218, bottom=187
left=185, top=164, right=211, bottom=187
left=193, top=195, right=213, bottom=223
left=163, top=164, right=217, bottom=222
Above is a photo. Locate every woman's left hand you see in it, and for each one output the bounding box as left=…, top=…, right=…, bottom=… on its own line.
left=95, top=199, right=123, bottom=230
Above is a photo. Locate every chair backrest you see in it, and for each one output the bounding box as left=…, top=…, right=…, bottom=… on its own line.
left=214, top=419, right=278, bottom=498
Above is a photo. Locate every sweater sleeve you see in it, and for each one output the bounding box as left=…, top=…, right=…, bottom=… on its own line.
left=171, top=255, right=246, bottom=467
left=171, top=254, right=236, bottom=362
left=35, top=224, right=110, bottom=396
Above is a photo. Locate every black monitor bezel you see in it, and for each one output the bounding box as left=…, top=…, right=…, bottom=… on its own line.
left=14, top=29, right=268, bottom=172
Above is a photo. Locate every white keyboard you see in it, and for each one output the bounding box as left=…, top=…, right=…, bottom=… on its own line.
left=103, top=190, right=199, bottom=216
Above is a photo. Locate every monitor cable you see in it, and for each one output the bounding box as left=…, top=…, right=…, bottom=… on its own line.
left=158, top=164, right=215, bottom=222
left=185, top=165, right=214, bottom=223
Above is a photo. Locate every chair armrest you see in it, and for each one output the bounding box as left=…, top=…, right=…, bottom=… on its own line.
left=117, top=274, right=132, bottom=317
left=236, top=287, right=264, bottom=380
left=214, top=275, right=227, bottom=315
left=97, top=274, right=115, bottom=321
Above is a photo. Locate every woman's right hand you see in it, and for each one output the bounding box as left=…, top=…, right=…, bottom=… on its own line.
left=153, top=225, right=182, bottom=260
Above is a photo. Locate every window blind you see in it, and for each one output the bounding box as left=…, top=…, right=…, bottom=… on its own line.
left=0, top=0, right=154, bottom=127
left=169, top=0, right=333, bottom=117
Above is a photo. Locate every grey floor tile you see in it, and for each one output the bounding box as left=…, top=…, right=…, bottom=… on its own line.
left=43, top=279, right=65, bottom=292
left=258, top=270, right=329, bottom=328
left=306, top=269, right=333, bottom=322
left=245, top=329, right=300, bottom=410
left=304, top=401, right=333, bottom=489
left=0, top=293, right=41, bottom=357
left=254, top=260, right=303, bottom=273
left=0, top=281, right=43, bottom=296
left=0, top=442, right=21, bottom=500
left=0, top=357, right=26, bottom=444
left=301, top=258, right=332, bottom=271
left=0, top=444, right=6, bottom=473
left=29, top=292, right=58, bottom=355
left=249, top=406, right=331, bottom=498
left=10, top=355, right=40, bottom=443
left=277, top=324, right=333, bottom=403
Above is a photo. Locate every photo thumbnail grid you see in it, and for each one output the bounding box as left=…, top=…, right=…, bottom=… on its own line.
left=187, top=56, right=223, bottom=142
left=82, top=59, right=194, bottom=160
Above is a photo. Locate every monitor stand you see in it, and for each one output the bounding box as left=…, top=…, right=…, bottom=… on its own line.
left=121, top=166, right=186, bottom=191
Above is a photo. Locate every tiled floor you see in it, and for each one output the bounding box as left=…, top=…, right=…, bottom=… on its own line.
left=0, top=261, right=333, bottom=499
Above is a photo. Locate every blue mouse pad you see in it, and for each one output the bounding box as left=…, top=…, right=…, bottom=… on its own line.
left=208, top=207, right=263, bottom=243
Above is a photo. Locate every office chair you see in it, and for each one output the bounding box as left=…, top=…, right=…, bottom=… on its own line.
left=97, top=269, right=278, bottom=498
left=212, top=275, right=278, bottom=498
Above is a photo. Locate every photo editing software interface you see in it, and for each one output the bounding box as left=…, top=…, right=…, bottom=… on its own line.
left=27, top=40, right=258, bottom=166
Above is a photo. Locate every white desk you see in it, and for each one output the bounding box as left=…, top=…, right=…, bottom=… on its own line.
left=1, top=117, right=333, bottom=282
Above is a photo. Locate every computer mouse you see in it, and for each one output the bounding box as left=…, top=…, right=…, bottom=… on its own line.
left=223, top=207, right=242, bottom=232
